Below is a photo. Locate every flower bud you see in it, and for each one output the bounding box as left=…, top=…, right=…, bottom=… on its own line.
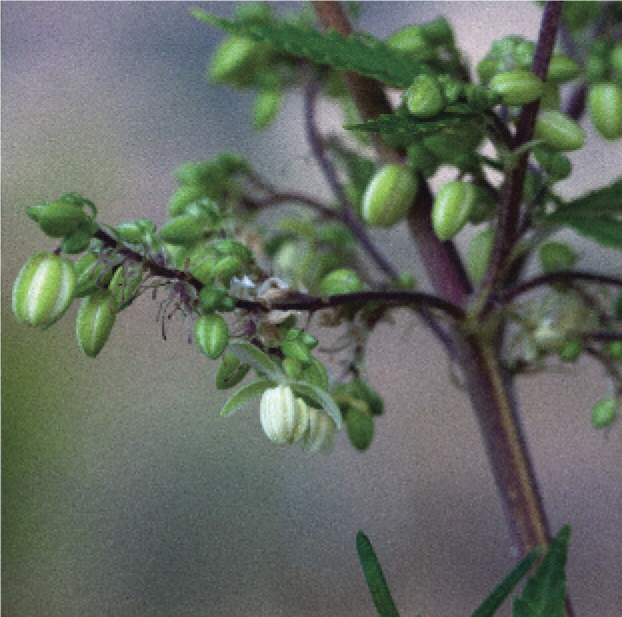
left=260, top=385, right=310, bottom=445
left=76, top=288, right=116, bottom=357
left=26, top=200, right=88, bottom=238
left=13, top=252, right=76, bottom=327
left=159, top=215, right=206, bottom=246
left=361, top=164, right=419, bottom=228
left=587, top=82, right=622, bottom=140
left=303, top=408, right=337, bottom=453
left=318, top=268, right=364, bottom=295
left=546, top=55, right=581, bottom=83
left=215, top=353, right=250, bottom=390
left=538, top=241, right=577, bottom=273
left=534, top=110, right=585, bottom=151
left=591, top=397, right=618, bottom=429
left=489, top=70, right=543, bottom=106
left=346, top=406, right=374, bottom=451
left=405, top=75, right=445, bottom=117
left=195, top=313, right=229, bottom=360
left=432, top=181, right=476, bottom=241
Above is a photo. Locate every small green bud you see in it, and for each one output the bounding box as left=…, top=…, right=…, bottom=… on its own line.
left=115, top=219, right=157, bottom=244
left=405, top=75, right=445, bottom=117
left=168, top=185, right=207, bottom=218
left=215, top=353, right=250, bottom=390
left=302, top=408, right=337, bottom=453
left=13, top=253, right=77, bottom=327
left=361, top=164, right=419, bottom=228
left=489, top=70, right=543, bottom=106
left=26, top=200, right=88, bottom=238
left=538, top=241, right=577, bottom=273
left=467, top=228, right=494, bottom=285
left=318, top=268, right=364, bottom=295
left=76, top=288, right=116, bottom=357
left=588, top=82, right=622, bottom=140
left=195, top=313, right=229, bottom=360
left=386, top=25, right=428, bottom=56
left=535, top=110, right=586, bottom=151
left=546, top=55, right=581, bottom=83
left=591, top=397, right=618, bottom=429
left=253, top=89, right=283, bottom=130
left=282, top=340, right=312, bottom=365
left=260, top=385, right=310, bottom=445
left=159, top=215, right=206, bottom=246
left=558, top=340, right=582, bottom=363
left=346, top=406, right=374, bottom=451
left=586, top=54, right=607, bottom=84
left=432, top=181, right=476, bottom=241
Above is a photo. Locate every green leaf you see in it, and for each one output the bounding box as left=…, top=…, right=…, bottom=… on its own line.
left=512, top=526, right=571, bottom=617
left=289, top=381, right=342, bottom=428
left=191, top=9, right=431, bottom=88
left=227, top=339, right=284, bottom=381
left=547, top=178, right=622, bottom=218
left=220, top=379, right=274, bottom=417
left=470, top=547, right=542, bottom=617
left=548, top=216, right=622, bottom=250
left=345, top=111, right=480, bottom=136
left=356, top=531, right=401, bottom=617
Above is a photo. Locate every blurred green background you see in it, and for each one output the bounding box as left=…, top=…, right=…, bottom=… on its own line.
left=2, top=2, right=621, bottom=616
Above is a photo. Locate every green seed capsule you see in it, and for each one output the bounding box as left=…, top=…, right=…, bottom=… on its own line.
left=212, top=256, right=243, bottom=286
left=199, top=286, right=228, bottom=313
left=386, top=25, right=429, bottom=56
left=318, top=268, right=364, bottom=295
left=489, top=70, right=543, bottom=106
left=115, top=219, right=157, bottom=244
left=535, top=110, right=586, bottom=151
left=432, top=181, right=477, bottom=241
left=13, top=253, right=76, bottom=327
left=405, top=75, right=445, bottom=117
left=260, top=385, right=310, bottom=445
left=346, top=406, right=374, bottom=451
left=588, top=82, right=622, bottom=140
left=538, top=241, right=577, bottom=273
left=26, top=200, right=88, bottom=238
left=591, top=397, right=618, bottom=429
left=540, top=82, right=561, bottom=110
left=467, top=228, right=494, bottom=285
left=168, top=186, right=208, bottom=218
left=195, top=313, right=229, bottom=360
left=76, top=288, right=116, bottom=357
left=361, top=164, right=419, bottom=228
left=215, top=353, right=250, bottom=390
left=546, top=55, right=581, bottom=83
left=158, top=215, right=206, bottom=246
left=212, top=239, right=252, bottom=262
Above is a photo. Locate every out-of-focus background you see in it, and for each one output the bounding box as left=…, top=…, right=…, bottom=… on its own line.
left=2, top=2, right=621, bottom=616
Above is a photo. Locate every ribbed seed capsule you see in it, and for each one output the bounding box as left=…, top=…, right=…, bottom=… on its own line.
left=534, top=110, right=585, bottom=151
left=318, top=268, right=363, bottom=295
left=195, top=314, right=229, bottom=360
left=405, top=75, right=445, bottom=117
left=26, top=201, right=88, bottom=238
left=489, top=70, right=543, bottom=106
left=467, top=228, right=494, bottom=284
left=432, top=181, right=477, bottom=241
left=159, top=215, right=206, bottom=245
left=303, top=408, right=337, bottom=453
left=361, top=164, right=419, bottom=228
left=587, top=82, right=622, bottom=140
left=12, top=253, right=76, bottom=327
left=260, top=385, right=310, bottom=445
left=76, top=288, right=116, bottom=357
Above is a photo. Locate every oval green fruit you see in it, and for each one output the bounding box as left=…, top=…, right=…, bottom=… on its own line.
left=76, top=288, right=116, bottom=357
left=467, top=228, right=494, bottom=285
left=168, top=185, right=208, bottom=218
left=591, top=397, right=618, bottom=429
left=405, top=74, right=445, bottom=117
left=195, top=313, right=229, bottom=359
left=159, top=215, right=205, bottom=246
left=546, top=55, right=581, bottom=83
left=534, top=110, right=585, bottom=151
left=432, top=181, right=477, bottom=241
left=346, top=406, right=374, bottom=451
left=318, top=268, right=364, bottom=295
left=13, top=252, right=76, bottom=327
left=489, top=70, right=543, bottom=106
left=361, top=164, right=419, bottom=228
left=588, top=82, right=622, bottom=140
left=386, top=25, right=428, bottom=55
left=26, top=201, right=88, bottom=238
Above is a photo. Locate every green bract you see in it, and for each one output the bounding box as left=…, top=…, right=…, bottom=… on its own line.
left=432, top=181, right=476, bottom=241
left=195, top=314, right=229, bottom=360
left=361, top=164, right=418, bottom=228
left=108, top=265, right=143, bottom=308
left=12, top=252, right=76, bottom=327
left=318, top=268, right=364, bottom=295
left=76, top=288, right=116, bottom=358
left=489, top=70, right=543, bottom=106
left=534, top=110, right=585, bottom=151
left=588, top=82, right=622, bottom=140
left=405, top=75, right=445, bottom=117
left=168, top=185, right=208, bottom=217
left=61, top=221, right=97, bottom=254
left=215, top=353, right=250, bottom=390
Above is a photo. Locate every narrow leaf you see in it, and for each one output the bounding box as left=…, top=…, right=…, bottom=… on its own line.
left=470, top=547, right=542, bottom=617
left=220, top=379, right=274, bottom=418
left=227, top=339, right=284, bottom=381
left=191, top=9, right=431, bottom=88
left=512, top=526, right=571, bottom=617
left=548, top=178, right=622, bottom=218
left=345, top=112, right=480, bottom=136
left=290, top=381, right=342, bottom=428
left=356, top=531, right=401, bottom=617
left=547, top=216, right=622, bottom=251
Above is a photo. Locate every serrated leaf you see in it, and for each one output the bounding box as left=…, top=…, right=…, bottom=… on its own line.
left=356, top=531, right=401, bottom=617
left=227, top=339, right=284, bottom=381
left=547, top=216, right=622, bottom=250
left=220, top=379, right=274, bottom=417
left=290, top=381, right=342, bottom=428
left=547, top=178, right=622, bottom=218
left=191, top=9, right=431, bottom=88
left=512, top=526, right=570, bottom=617
left=345, top=111, right=480, bottom=136
left=470, top=548, right=542, bottom=617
